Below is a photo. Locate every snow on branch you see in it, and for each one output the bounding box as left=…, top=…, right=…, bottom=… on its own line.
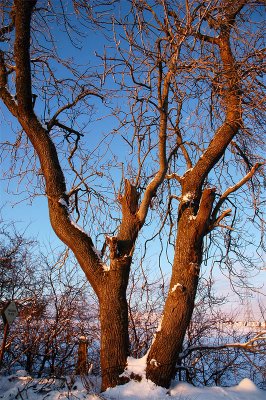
left=179, top=331, right=266, bottom=360
left=166, top=173, right=182, bottom=183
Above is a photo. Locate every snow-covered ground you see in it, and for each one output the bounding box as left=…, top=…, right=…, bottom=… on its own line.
left=105, top=378, right=265, bottom=400
left=0, top=364, right=265, bottom=400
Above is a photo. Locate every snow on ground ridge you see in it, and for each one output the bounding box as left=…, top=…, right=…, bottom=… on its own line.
left=0, top=369, right=265, bottom=400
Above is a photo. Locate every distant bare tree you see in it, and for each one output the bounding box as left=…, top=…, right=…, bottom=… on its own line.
left=0, top=225, right=99, bottom=377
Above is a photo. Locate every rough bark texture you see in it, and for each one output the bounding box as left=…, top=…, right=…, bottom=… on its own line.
left=1, top=0, right=253, bottom=392
left=99, top=180, right=141, bottom=391
left=99, top=260, right=130, bottom=390
left=76, top=337, right=89, bottom=376
left=146, top=187, right=215, bottom=387
left=145, top=3, right=243, bottom=387
left=0, top=1, right=136, bottom=391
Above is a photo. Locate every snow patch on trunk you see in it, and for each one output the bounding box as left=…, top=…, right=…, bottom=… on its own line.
left=149, top=359, right=160, bottom=367
left=171, top=283, right=183, bottom=293
left=92, top=246, right=101, bottom=259
left=58, top=198, right=68, bottom=208
left=182, top=192, right=194, bottom=202
left=70, top=218, right=87, bottom=235
left=11, top=94, right=18, bottom=105
left=59, top=197, right=87, bottom=235
left=183, top=168, right=193, bottom=176
left=102, top=263, right=110, bottom=272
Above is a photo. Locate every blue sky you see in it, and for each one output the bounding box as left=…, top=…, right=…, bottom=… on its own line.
left=0, top=1, right=265, bottom=320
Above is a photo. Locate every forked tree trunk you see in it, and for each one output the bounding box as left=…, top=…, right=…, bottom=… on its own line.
left=146, top=188, right=215, bottom=387
left=1, top=0, right=244, bottom=393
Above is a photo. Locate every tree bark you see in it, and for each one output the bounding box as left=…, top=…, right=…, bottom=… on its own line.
left=146, top=188, right=215, bottom=387
left=1, top=0, right=249, bottom=392
left=76, top=337, right=89, bottom=376
left=99, top=258, right=130, bottom=390
left=99, top=181, right=140, bottom=390
left=146, top=5, right=243, bottom=387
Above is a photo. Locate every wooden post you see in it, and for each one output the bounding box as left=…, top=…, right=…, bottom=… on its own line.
left=76, top=336, right=89, bottom=375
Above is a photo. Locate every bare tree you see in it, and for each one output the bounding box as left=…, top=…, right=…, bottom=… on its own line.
left=99, top=0, right=265, bottom=386
left=146, top=0, right=264, bottom=382
left=0, top=0, right=265, bottom=390
left=0, top=223, right=100, bottom=378
left=0, top=0, right=170, bottom=389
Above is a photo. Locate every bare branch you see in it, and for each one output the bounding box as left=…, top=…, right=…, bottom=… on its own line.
left=137, top=113, right=168, bottom=225
left=188, top=11, right=243, bottom=188
left=0, top=51, right=18, bottom=116
left=180, top=331, right=266, bottom=360
left=0, top=5, right=15, bottom=41
left=47, top=90, right=103, bottom=130
left=166, top=173, right=182, bottom=184
left=212, top=162, right=264, bottom=220
left=209, top=209, right=233, bottom=232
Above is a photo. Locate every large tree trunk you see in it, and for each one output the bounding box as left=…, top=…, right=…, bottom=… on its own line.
left=99, top=181, right=140, bottom=391
left=99, top=258, right=131, bottom=391
left=146, top=187, right=215, bottom=387
left=1, top=0, right=244, bottom=393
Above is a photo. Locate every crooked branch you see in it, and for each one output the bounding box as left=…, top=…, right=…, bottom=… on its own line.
left=47, top=90, right=103, bottom=131
left=179, top=331, right=266, bottom=360
left=212, top=162, right=264, bottom=220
